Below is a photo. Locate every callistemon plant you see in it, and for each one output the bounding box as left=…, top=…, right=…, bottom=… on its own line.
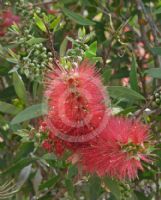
left=78, top=117, right=152, bottom=180
left=1, top=1, right=161, bottom=199
left=42, top=60, right=110, bottom=154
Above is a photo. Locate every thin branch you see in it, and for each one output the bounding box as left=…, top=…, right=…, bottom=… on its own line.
left=44, top=22, right=56, bottom=58
left=134, top=97, right=153, bottom=120
left=135, top=0, right=161, bottom=87
left=43, top=20, right=61, bottom=70
left=134, top=86, right=161, bottom=119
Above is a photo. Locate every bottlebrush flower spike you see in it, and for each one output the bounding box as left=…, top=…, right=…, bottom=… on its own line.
left=43, top=60, right=110, bottom=150
left=79, top=117, right=151, bottom=180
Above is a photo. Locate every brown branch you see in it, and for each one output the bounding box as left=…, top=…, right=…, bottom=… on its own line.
left=44, top=23, right=56, bottom=58
left=43, top=20, right=61, bottom=70
left=134, top=97, right=153, bottom=120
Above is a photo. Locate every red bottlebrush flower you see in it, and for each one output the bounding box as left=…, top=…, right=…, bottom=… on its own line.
left=79, top=117, right=150, bottom=180
left=48, top=131, right=67, bottom=156
left=46, top=129, right=91, bottom=156
left=0, top=10, right=19, bottom=36
left=44, top=60, right=109, bottom=144
left=42, top=140, right=52, bottom=152
left=40, top=121, right=65, bottom=156
left=1, top=10, right=19, bottom=27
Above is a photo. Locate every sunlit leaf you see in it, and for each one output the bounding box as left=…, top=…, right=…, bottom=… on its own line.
left=13, top=72, right=27, bottom=104
left=34, top=13, right=47, bottom=32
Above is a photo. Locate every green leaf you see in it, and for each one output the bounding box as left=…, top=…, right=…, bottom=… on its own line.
left=11, top=103, right=47, bottom=125
left=62, top=8, right=95, bottom=26
left=50, top=17, right=61, bottom=31
left=34, top=13, right=47, bottom=32
left=67, top=165, right=78, bottom=178
left=107, top=86, right=145, bottom=103
left=7, top=49, right=19, bottom=63
left=13, top=129, right=30, bottom=142
left=151, top=47, right=161, bottom=55
left=104, top=177, right=121, bottom=200
left=39, top=176, right=60, bottom=190
left=33, top=169, right=43, bottom=194
left=14, top=142, right=34, bottom=162
left=85, top=41, right=97, bottom=57
left=130, top=54, right=139, bottom=92
left=60, top=37, right=68, bottom=56
left=0, top=101, right=21, bottom=115
left=65, top=178, right=75, bottom=197
left=7, top=57, right=18, bottom=63
left=88, top=176, right=102, bottom=200
left=42, top=13, right=49, bottom=24
left=145, top=68, right=161, bottom=79
left=10, top=23, right=20, bottom=33
left=13, top=72, right=27, bottom=104
left=102, top=68, right=112, bottom=84
left=42, top=153, right=56, bottom=161
left=0, top=158, right=36, bottom=177
left=17, top=164, right=32, bottom=188
left=8, top=48, right=19, bottom=59
left=85, top=41, right=101, bottom=62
